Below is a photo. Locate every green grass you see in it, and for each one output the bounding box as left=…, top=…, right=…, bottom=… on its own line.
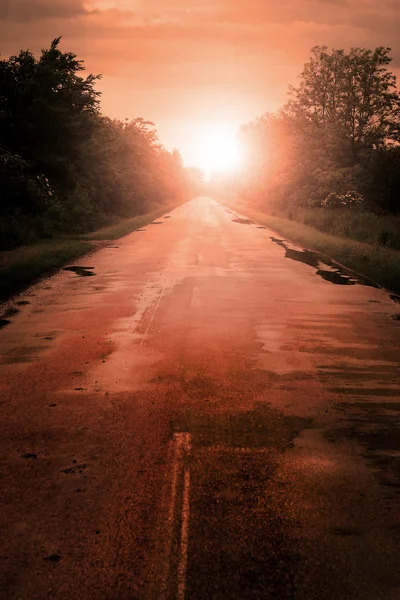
left=0, top=239, right=92, bottom=303
left=84, top=204, right=177, bottom=241
left=0, top=203, right=179, bottom=304
left=290, top=207, right=400, bottom=251
left=227, top=202, right=400, bottom=295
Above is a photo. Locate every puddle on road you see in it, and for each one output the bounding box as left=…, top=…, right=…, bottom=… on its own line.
left=0, top=306, right=20, bottom=329
left=3, top=307, right=19, bottom=318
left=269, top=237, right=376, bottom=288
left=63, top=266, right=96, bottom=277
left=270, top=236, right=286, bottom=247
left=316, top=270, right=356, bottom=286
left=43, top=554, right=61, bottom=563
left=232, top=218, right=253, bottom=225
left=285, top=248, right=319, bottom=268
left=21, top=453, right=37, bottom=460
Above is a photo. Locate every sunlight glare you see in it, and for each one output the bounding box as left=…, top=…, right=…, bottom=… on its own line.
left=195, top=127, right=243, bottom=177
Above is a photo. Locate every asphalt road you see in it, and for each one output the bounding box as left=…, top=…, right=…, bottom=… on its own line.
left=1, top=197, right=400, bottom=600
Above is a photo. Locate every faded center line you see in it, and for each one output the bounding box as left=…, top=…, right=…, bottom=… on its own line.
left=177, top=467, right=191, bottom=600
left=159, top=432, right=192, bottom=600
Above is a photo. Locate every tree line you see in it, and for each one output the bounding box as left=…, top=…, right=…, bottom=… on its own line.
left=226, top=46, right=400, bottom=223
left=0, top=38, right=190, bottom=250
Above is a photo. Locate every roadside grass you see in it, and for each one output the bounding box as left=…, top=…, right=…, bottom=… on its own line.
left=0, top=203, right=179, bottom=304
left=84, top=204, right=177, bottom=241
left=0, top=240, right=91, bottom=303
left=228, top=203, right=400, bottom=295
left=290, top=207, right=400, bottom=251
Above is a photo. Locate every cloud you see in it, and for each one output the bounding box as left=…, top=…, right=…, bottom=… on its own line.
left=0, top=0, right=87, bottom=22
left=0, top=0, right=399, bottom=158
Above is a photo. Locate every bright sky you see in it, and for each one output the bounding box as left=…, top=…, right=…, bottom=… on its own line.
left=1, top=0, right=399, bottom=170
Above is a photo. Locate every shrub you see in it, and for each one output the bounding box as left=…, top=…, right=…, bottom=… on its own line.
left=322, top=190, right=365, bottom=208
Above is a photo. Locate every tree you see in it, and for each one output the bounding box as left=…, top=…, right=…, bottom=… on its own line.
left=0, top=38, right=101, bottom=192
left=286, top=46, right=400, bottom=164
left=0, top=39, right=190, bottom=248
left=230, top=46, right=400, bottom=216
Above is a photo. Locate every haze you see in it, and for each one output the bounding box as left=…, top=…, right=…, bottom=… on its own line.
left=1, top=0, right=399, bottom=168
left=2, top=1, right=400, bottom=597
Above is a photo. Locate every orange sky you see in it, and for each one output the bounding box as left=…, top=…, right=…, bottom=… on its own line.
left=1, top=0, right=399, bottom=168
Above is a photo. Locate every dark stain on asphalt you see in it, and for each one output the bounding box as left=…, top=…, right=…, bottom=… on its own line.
left=188, top=449, right=299, bottom=599
left=43, top=554, right=61, bottom=563
left=62, top=463, right=88, bottom=474
left=325, top=399, right=400, bottom=489
left=184, top=401, right=313, bottom=599
left=330, top=526, right=360, bottom=537
left=3, top=307, right=19, bottom=318
left=180, top=401, right=312, bottom=450
left=390, top=294, right=400, bottom=304
left=330, top=387, right=399, bottom=397
left=232, top=218, right=254, bottom=225
left=63, top=266, right=96, bottom=277
left=16, top=300, right=30, bottom=306
left=3, top=344, right=44, bottom=364
left=21, top=453, right=37, bottom=460
left=392, top=314, right=400, bottom=321
left=0, top=319, right=11, bottom=329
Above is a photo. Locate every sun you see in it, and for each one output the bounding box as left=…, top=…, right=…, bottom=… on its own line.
left=195, top=127, right=243, bottom=177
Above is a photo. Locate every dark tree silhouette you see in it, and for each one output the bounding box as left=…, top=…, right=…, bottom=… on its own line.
left=0, top=39, right=189, bottom=249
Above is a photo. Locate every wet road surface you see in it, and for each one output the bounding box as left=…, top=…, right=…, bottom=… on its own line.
left=1, top=197, right=400, bottom=599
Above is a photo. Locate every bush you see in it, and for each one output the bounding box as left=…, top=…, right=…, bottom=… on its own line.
left=322, top=191, right=365, bottom=208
